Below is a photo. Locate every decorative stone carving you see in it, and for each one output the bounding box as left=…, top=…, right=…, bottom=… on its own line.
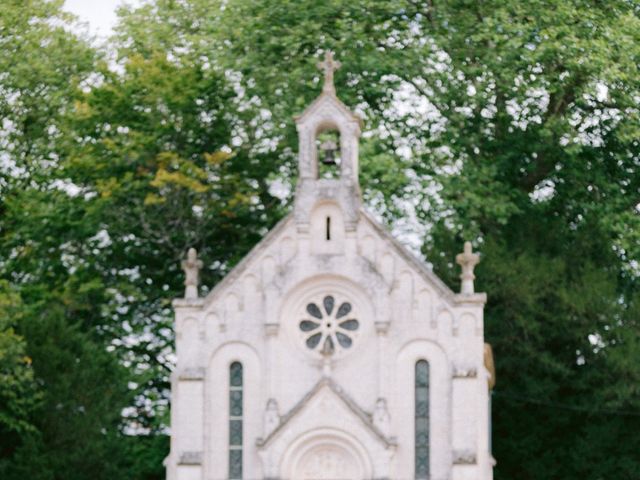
left=265, top=323, right=279, bottom=336
left=436, top=307, right=453, bottom=332
left=317, top=51, right=341, bottom=95
left=224, top=292, right=240, bottom=327
left=374, top=320, right=390, bottom=335
left=379, top=252, right=394, bottom=285
left=297, top=293, right=360, bottom=361
left=167, top=53, right=493, bottom=480
left=205, top=311, right=223, bottom=332
left=455, top=312, right=478, bottom=337
left=298, top=445, right=357, bottom=479
left=452, top=366, right=478, bottom=379
left=293, top=51, right=362, bottom=234
left=453, top=449, right=477, bottom=465
left=264, top=398, right=280, bottom=437
left=178, top=451, right=202, bottom=465
left=178, top=367, right=205, bottom=380
left=181, top=248, right=203, bottom=299
left=373, top=398, right=391, bottom=437
left=456, top=241, right=480, bottom=295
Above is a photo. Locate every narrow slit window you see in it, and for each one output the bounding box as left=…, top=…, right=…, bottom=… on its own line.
left=229, top=362, right=243, bottom=479
left=326, top=216, right=331, bottom=241
left=415, top=360, right=430, bottom=479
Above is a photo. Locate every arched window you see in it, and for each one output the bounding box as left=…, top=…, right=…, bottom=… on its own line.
left=229, top=362, right=243, bottom=479
left=415, top=360, right=429, bottom=479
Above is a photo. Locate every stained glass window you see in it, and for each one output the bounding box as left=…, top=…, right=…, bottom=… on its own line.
left=229, top=362, right=243, bottom=479
left=299, top=296, right=358, bottom=354
left=415, top=360, right=429, bottom=479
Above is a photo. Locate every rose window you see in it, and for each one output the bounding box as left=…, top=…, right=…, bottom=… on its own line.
left=299, top=295, right=359, bottom=355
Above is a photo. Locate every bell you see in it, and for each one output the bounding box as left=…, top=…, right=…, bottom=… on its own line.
left=320, top=139, right=338, bottom=166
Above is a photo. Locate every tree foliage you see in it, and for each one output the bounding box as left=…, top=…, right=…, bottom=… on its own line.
left=1, top=0, right=639, bottom=479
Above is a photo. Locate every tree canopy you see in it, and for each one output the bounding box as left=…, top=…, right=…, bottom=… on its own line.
left=1, top=1, right=639, bottom=479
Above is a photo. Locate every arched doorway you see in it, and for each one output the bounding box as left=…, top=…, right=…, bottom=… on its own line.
left=281, top=429, right=371, bottom=480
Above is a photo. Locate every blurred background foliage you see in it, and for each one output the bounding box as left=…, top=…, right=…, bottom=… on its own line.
left=0, top=0, right=639, bottom=478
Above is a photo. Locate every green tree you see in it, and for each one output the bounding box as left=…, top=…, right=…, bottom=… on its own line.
left=5, top=1, right=287, bottom=476
left=114, top=0, right=640, bottom=478
left=62, top=42, right=285, bottom=431
left=0, top=1, right=155, bottom=478
left=0, top=281, right=41, bottom=462
left=0, top=0, right=95, bottom=186
left=2, top=0, right=638, bottom=478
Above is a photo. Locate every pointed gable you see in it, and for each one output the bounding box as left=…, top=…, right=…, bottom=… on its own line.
left=257, top=377, right=394, bottom=448
left=167, top=51, right=492, bottom=480
left=294, top=92, right=363, bottom=128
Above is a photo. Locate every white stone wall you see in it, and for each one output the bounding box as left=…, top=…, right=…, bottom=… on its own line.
left=166, top=82, right=493, bottom=480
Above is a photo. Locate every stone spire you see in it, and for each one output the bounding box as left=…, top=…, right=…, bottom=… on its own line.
left=456, top=241, right=480, bottom=295
left=317, top=50, right=341, bottom=94
left=181, top=247, right=203, bottom=299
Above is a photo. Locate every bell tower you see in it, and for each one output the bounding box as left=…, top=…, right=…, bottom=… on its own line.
left=293, top=51, right=363, bottom=233
left=166, top=48, right=494, bottom=480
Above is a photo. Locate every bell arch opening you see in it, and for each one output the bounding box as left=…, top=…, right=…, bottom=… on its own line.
left=316, top=128, right=341, bottom=179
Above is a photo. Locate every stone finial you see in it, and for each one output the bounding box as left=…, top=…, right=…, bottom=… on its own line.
left=373, top=398, right=391, bottom=437
left=263, top=398, right=280, bottom=437
left=456, top=241, right=480, bottom=295
left=317, top=51, right=341, bottom=94
left=181, top=248, right=203, bottom=299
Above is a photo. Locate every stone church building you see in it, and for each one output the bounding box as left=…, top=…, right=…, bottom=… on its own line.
left=165, top=53, right=495, bottom=480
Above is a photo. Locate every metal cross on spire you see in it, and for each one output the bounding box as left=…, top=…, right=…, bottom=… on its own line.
left=317, top=51, right=341, bottom=94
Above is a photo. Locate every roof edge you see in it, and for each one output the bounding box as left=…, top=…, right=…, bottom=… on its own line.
left=294, top=91, right=363, bottom=127
left=199, top=213, right=294, bottom=309
left=257, top=377, right=395, bottom=449
left=359, top=209, right=457, bottom=300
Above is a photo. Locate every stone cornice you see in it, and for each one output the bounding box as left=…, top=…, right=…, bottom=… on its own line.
left=178, top=367, right=205, bottom=381
left=452, top=292, right=487, bottom=306
left=452, top=366, right=478, bottom=379
left=172, top=297, right=205, bottom=309
left=178, top=451, right=202, bottom=465
left=453, top=449, right=477, bottom=465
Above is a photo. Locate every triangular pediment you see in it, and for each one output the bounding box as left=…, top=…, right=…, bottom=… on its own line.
left=294, top=92, right=363, bottom=127
left=191, top=206, right=473, bottom=312
left=257, top=377, right=393, bottom=449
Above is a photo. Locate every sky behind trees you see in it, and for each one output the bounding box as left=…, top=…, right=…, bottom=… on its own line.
left=64, top=0, right=141, bottom=37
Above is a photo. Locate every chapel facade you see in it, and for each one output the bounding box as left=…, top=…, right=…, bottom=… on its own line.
left=165, top=52, right=495, bottom=480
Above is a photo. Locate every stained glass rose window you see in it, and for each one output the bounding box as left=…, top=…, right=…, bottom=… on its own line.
left=299, top=295, right=359, bottom=354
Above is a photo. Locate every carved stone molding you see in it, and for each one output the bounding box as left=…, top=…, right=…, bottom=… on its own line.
left=172, top=297, right=204, bottom=309
left=452, top=366, right=478, bottom=378
left=375, top=320, right=390, bottom=335
left=178, top=367, right=205, bottom=381
left=265, top=323, right=280, bottom=336
left=178, top=451, right=202, bottom=465
left=453, top=449, right=477, bottom=465
left=452, top=292, right=487, bottom=305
